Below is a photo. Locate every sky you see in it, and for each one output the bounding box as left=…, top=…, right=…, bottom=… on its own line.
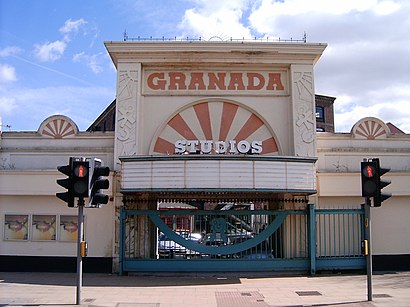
left=1, top=0, right=409, bottom=132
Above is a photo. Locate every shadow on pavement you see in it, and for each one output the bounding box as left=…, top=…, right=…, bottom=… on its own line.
left=0, top=272, right=242, bottom=287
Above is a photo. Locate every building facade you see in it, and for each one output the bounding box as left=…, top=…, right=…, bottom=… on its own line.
left=0, top=41, right=409, bottom=273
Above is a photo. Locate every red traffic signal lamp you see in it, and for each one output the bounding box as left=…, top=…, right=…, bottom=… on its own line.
left=57, top=158, right=90, bottom=207
left=88, top=158, right=110, bottom=208
left=72, top=160, right=89, bottom=198
left=361, top=161, right=378, bottom=197
left=361, top=158, right=391, bottom=207
left=56, top=158, right=74, bottom=207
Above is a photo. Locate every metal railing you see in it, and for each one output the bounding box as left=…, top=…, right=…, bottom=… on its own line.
left=316, top=209, right=364, bottom=258
left=123, top=32, right=307, bottom=43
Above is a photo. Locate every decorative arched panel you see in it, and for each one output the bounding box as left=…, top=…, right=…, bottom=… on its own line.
left=351, top=117, right=390, bottom=140
left=150, top=100, right=280, bottom=155
left=38, top=115, right=79, bottom=139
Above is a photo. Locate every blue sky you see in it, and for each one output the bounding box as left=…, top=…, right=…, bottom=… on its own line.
left=1, top=0, right=410, bottom=132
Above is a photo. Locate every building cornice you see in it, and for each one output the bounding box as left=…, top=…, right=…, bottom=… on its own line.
left=104, top=41, right=327, bottom=67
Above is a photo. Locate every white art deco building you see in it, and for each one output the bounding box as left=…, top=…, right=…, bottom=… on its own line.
left=1, top=40, right=409, bottom=273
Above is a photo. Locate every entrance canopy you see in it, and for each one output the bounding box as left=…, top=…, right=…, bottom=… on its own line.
left=120, top=155, right=317, bottom=201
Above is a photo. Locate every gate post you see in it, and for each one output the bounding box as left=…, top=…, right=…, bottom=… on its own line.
left=308, top=204, right=316, bottom=275
left=119, top=206, right=126, bottom=275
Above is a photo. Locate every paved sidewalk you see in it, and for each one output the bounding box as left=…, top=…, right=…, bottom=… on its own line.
left=1, top=271, right=409, bottom=307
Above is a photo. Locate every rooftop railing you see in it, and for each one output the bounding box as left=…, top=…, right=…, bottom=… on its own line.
left=123, top=32, right=307, bottom=43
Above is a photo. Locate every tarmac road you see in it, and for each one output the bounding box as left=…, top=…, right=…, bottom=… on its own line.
left=1, top=271, right=409, bottom=307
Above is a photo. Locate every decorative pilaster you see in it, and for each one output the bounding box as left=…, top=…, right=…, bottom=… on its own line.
left=113, top=63, right=140, bottom=273
left=291, top=65, right=317, bottom=157
left=114, top=63, right=141, bottom=170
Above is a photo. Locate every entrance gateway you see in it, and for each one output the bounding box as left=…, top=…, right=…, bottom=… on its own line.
left=105, top=40, right=365, bottom=273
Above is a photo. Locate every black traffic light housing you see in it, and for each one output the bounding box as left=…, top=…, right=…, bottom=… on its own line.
left=71, top=160, right=89, bottom=198
left=361, top=160, right=378, bottom=197
left=88, top=158, right=110, bottom=208
left=56, top=157, right=74, bottom=207
left=361, top=158, right=391, bottom=207
left=57, top=157, right=90, bottom=207
left=57, top=157, right=109, bottom=208
left=373, top=158, right=391, bottom=207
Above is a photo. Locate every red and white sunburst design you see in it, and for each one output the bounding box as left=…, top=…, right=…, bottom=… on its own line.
left=152, top=101, right=279, bottom=155
left=353, top=118, right=388, bottom=140
left=40, top=118, right=76, bottom=139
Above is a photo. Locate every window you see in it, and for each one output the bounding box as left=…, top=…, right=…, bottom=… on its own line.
left=316, top=106, right=324, bottom=122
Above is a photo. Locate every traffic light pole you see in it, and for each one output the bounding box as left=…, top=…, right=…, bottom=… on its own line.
left=57, top=157, right=109, bottom=304
left=360, top=158, right=391, bottom=301
left=364, top=197, right=373, bottom=301
left=76, top=198, right=85, bottom=305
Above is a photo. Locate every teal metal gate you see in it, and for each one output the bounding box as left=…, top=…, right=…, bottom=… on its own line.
left=119, top=205, right=365, bottom=274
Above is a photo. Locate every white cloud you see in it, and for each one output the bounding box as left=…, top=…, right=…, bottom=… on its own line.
left=0, top=63, right=17, bottom=83
left=0, top=49, right=19, bottom=113
left=33, top=40, right=67, bottom=62
left=333, top=84, right=410, bottom=132
left=0, top=96, right=17, bottom=115
left=59, top=18, right=87, bottom=35
left=0, top=46, right=23, bottom=57
left=373, top=0, right=401, bottom=15
left=32, top=18, right=88, bottom=63
left=249, top=0, right=400, bottom=26
left=248, top=0, right=403, bottom=36
left=179, top=0, right=253, bottom=39
left=335, top=101, right=410, bottom=133
left=243, top=0, right=409, bottom=132
left=73, top=52, right=104, bottom=74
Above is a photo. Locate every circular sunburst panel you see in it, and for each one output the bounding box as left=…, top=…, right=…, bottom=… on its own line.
left=151, top=100, right=279, bottom=155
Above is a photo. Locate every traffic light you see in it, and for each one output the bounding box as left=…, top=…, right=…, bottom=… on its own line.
left=361, top=158, right=391, bottom=207
left=361, top=160, right=378, bottom=197
left=56, top=157, right=74, bottom=207
left=373, top=158, right=391, bottom=207
left=71, top=160, right=89, bottom=198
left=88, top=158, right=110, bottom=208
